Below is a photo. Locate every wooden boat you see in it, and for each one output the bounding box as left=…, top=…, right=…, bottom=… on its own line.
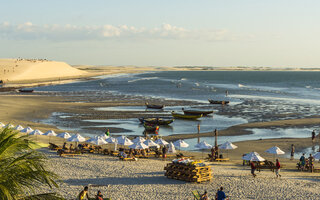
left=18, top=89, right=34, bottom=93
left=143, top=123, right=160, bottom=132
left=145, top=102, right=164, bottom=109
left=182, top=108, right=213, bottom=115
left=139, top=117, right=174, bottom=125
left=208, top=99, right=229, bottom=105
left=171, top=111, right=203, bottom=119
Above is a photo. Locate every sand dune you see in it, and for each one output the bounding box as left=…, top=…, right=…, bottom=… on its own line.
left=0, top=59, right=87, bottom=82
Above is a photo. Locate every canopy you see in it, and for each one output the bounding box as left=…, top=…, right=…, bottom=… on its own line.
left=14, top=125, right=24, bottom=131
left=99, top=133, right=109, bottom=140
left=132, top=136, right=146, bottom=143
left=265, top=146, right=285, bottom=155
left=168, top=142, right=176, bottom=153
left=155, top=138, right=169, bottom=146
left=242, top=152, right=265, bottom=161
left=0, top=122, right=5, bottom=127
left=313, top=152, right=320, bottom=160
left=4, top=123, right=14, bottom=129
left=89, top=136, right=107, bottom=145
left=195, top=141, right=212, bottom=149
left=116, top=136, right=133, bottom=146
left=57, top=132, right=71, bottom=139
left=106, top=137, right=117, bottom=144
left=173, top=139, right=189, bottom=148
left=143, top=139, right=160, bottom=148
left=43, top=130, right=57, bottom=136
left=67, top=133, right=86, bottom=142
left=29, top=129, right=44, bottom=135
left=219, top=141, right=238, bottom=150
left=129, top=141, right=148, bottom=149
left=20, top=127, right=34, bottom=134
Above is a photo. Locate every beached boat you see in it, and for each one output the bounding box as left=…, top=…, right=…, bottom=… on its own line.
left=171, top=111, right=203, bottom=119
left=208, top=99, right=229, bottom=105
left=145, top=102, right=164, bottom=109
left=139, top=117, right=174, bottom=125
left=143, top=123, right=160, bottom=132
left=182, top=108, right=213, bottom=115
left=18, top=89, right=34, bottom=93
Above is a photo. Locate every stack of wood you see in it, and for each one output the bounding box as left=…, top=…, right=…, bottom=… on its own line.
left=164, top=163, right=212, bottom=183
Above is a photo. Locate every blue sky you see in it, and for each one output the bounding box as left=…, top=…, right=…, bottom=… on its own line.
left=0, top=0, right=319, bottom=67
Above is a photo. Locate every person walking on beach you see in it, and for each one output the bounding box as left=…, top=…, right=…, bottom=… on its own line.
left=105, top=128, right=110, bottom=136
left=275, top=159, right=281, bottom=178
left=290, top=144, right=295, bottom=160
left=77, top=186, right=89, bottom=200
left=312, top=130, right=316, bottom=142
left=308, top=154, right=314, bottom=173
left=250, top=161, right=257, bottom=177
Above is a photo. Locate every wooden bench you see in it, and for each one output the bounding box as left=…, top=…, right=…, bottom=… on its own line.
left=60, top=153, right=81, bottom=157
left=120, top=157, right=137, bottom=161
left=215, top=158, right=229, bottom=162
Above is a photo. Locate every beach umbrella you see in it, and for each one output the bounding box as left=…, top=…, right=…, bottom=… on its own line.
left=173, top=139, right=189, bottom=148
left=313, top=152, right=320, bottom=160
left=67, top=133, right=86, bottom=142
left=99, top=133, right=109, bottom=140
left=4, top=123, right=14, bottom=129
left=168, top=142, right=176, bottom=154
left=116, top=136, right=134, bottom=146
left=90, top=136, right=107, bottom=145
left=14, top=125, right=24, bottom=131
left=20, top=127, right=34, bottom=134
left=29, top=129, right=44, bottom=135
left=86, top=136, right=98, bottom=143
left=129, top=141, right=148, bottom=149
left=242, top=152, right=265, bottom=161
left=133, top=136, right=146, bottom=143
left=195, top=141, right=212, bottom=158
left=44, top=130, right=57, bottom=136
left=0, top=122, right=5, bottom=127
left=219, top=141, right=238, bottom=158
left=143, top=139, right=160, bottom=148
left=265, top=146, right=285, bottom=155
left=155, top=138, right=169, bottom=146
left=106, top=136, right=117, bottom=151
left=57, top=132, right=71, bottom=139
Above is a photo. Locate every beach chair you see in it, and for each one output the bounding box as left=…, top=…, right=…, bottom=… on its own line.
left=192, top=190, right=201, bottom=200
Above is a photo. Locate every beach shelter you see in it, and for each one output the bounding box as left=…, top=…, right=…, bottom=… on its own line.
left=57, top=132, right=71, bottom=139
left=86, top=136, right=98, bottom=143
left=313, top=152, right=320, bottom=160
left=129, top=141, right=148, bottom=149
left=143, top=139, right=160, bottom=148
left=106, top=137, right=117, bottom=143
left=99, top=133, right=109, bottom=140
left=173, top=139, right=189, bottom=151
left=0, top=122, right=5, bottom=127
left=242, top=152, right=265, bottom=161
left=265, top=146, right=285, bottom=155
left=67, top=133, right=86, bottom=142
left=133, top=136, right=146, bottom=143
left=4, top=123, right=14, bottom=129
left=219, top=141, right=238, bottom=158
left=29, top=129, right=44, bottom=135
left=44, top=130, right=57, bottom=136
left=155, top=138, right=169, bottom=146
left=168, top=142, right=176, bottom=154
left=116, top=136, right=134, bottom=146
left=14, top=125, right=24, bottom=131
left=20, top=127, right=34, bottom=134
left=195, top=141, right=212, bottom=158
left=90, top=136, right=108, bottom=145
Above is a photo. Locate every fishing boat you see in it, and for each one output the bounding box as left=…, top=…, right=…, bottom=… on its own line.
left=145, top=102, right=164, bottom=109
left=18, top=89, right=34, bottom=93
left=208, top=99, right=229, bottom=105
left=182, top=108, right=213, bottom=115
left=171, top=111, right=203, bottom=119
left=143, top=123, right=160, bottom=132
left=139, top=117, right=174, bottom=125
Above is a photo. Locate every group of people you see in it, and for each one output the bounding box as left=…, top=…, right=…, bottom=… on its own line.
left=298, top=153, right=315, bottom=172
left=77, top=186, right=104, bottom=200
left=200, top=187, right=227, bottom=200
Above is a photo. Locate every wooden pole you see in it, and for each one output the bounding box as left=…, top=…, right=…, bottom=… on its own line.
left=197, top=123, right=200, bottom=144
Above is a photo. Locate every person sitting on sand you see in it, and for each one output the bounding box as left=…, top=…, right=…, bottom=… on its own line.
left=200, top=190, right=209, bottom=200
left=250, top=161, right=257, bottom=177
left=217, top=187, right=227, bottom=200
left=96, top=190, right=103, bottom=200
left=77, top=186, right=89, bottom=200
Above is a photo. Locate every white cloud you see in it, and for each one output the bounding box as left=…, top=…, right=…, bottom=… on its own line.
left=0, top=22, right=235, bottom=42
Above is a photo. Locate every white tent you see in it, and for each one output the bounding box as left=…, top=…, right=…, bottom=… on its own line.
left=129, top=141, right=149, bottom=149
left=133, top=136, right=146, bottom=143
left=173, top=139, right=189, bottom=148
left=143, top=139, right=160, bottom=148
left=313, top=152, right=320, bottom=160
left=20, top=127, right=34, bottom=134
left=265, top=146, right=285, bottom=155
left=116, top=136, right=134, bottom=146
left=242, top=152, right=265, bottom=161
left=89, top=136, right=107, bottom=145
left=155, top=138, right=169, bottom=146
left=44, top=130, right=57, bottom=136
left=57, top=132, right=71, bottom=139
left=219, top=141, right=238, bottom=150
left=29, top=129, right=44, bottom=135
left=168, top=142, right=176, bottom=153
left=67, top=133, right=86, bottom=142
left=14, top=125, right=24, bottom=131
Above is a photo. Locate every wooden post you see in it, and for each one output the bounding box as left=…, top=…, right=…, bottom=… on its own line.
left=197, top=123, right=200, bottom=144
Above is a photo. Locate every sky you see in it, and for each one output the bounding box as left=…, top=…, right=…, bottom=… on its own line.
left=0, top=0, right=319, bottom=67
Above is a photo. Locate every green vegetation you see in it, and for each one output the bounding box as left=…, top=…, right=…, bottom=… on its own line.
left=0, top=128, right=64, bottom=200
